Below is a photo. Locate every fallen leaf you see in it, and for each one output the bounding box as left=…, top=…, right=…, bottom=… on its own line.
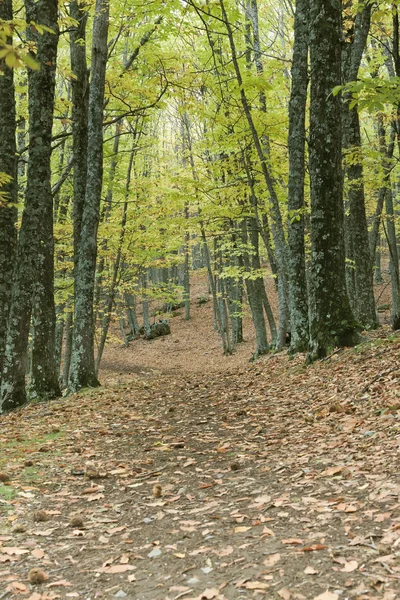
left=304, top=566, right=318, bottom=574
left=313, top=592, right=338, bottom=600
left=278, top=588, right=291, bottom=600
left=321, top=466, right=345, bottom=477
left=299, top=544, right=327, bottom=552
left=6, top=581, right=28, bottom=593
left=234, top=526, right=252, bottom=533
left=98, top=564, right=136, bottom=573
left=263, top=553, right=281, bottom=567
left=2, top=547, right=30, bottom=555
left=197, top=589, right=219, bottom=599
left=241, top=581, right=270, bottom=590
left=47, top=580, right=73, bottom=588
left=340, top=560, right=358, bottom=573
left=281, top=538, right=303, bottom=545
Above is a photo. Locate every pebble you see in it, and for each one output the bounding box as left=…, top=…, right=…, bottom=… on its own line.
left=148, top=548, right=162, bottom=558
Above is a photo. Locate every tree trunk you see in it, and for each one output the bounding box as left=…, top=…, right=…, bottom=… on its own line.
left=28, top=0, right=61, bottom=400
left=70, top=0, right=89, bottom=268
left=287, top=0, right=309, bottom=352
left=241, top=218, right=269, bottom=357
left=308, top=0, right=359, bottom=360
left=183, top=204, right=191, bottom=320
left=385, top=187, right=400, bottom=327
left=69, top=0, right=109, bottom=391
left=0, top=0, right=18, bottom=383
left=219, top=0, right=289, bottom=349
left=342, top=3, right=377, bottom=329
left=1, top=0, right=60, bottom=410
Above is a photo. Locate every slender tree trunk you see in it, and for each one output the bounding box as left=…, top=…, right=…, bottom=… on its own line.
left=95, top=145, right=133, bottom=372
left=375, top=235, right=383, bottom=283
left=0, top=0, right=18, bottom=383
left=70, top=0, right=89, bottom=268
left=62, top=309, right=73, bottom=388
left=308, top=0, right=359, bottom=360
left=69, top=0, right=109, bottom=391
left=183, top=204, right=191, bottom=320
left=385, top=187, right=400, bottom=327
left=219, top=0, right=289, bottom=349
left=1, top=0, right=60, bottom=410
left=342, top=3, right=377, bottom=329
left=125, top=293, right=140, bottom=336
left=241, top=218, right=269, bottom=357
left=287, top=0, right=309, bottom=352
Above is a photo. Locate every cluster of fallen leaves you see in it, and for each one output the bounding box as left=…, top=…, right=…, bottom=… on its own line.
left=1, top=323, right=400, bottom=599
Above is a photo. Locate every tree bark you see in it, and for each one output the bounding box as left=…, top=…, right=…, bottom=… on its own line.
left=308, top=0, right=359, bottom=360
left=1, top=0, right=60, bottom=410
left=287, top=0, right=309, bottom=352
left=342, top=3, right=377, bottom=329
left=0, top=0, right=18, bottom=383
left=69, top=0, right=109, bottom=391
left=70, top=0, right=89, bottom=268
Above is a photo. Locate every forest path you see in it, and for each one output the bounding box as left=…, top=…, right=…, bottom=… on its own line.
left=2, top=325, right=400, bottom=599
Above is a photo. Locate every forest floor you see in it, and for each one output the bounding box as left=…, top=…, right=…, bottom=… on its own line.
left=2, top=276, right=400, bottom=599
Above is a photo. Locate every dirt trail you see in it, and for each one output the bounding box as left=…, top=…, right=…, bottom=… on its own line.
left=2, top=290, right=400, bottom=599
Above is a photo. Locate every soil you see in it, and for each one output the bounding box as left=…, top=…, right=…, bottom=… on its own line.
left=1, top=273, right=400, bottom=600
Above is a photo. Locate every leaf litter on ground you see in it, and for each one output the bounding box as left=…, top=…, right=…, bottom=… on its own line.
left=2, top=295, right=400, bottom=598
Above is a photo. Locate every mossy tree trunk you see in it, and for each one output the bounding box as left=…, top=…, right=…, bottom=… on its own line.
left=69, top=0, right=109, bottom=391
left=308, top=0, right=359, bottom=360
left=0, top=0, right=18, bottom=384
left=342, top=3, right=377, bottom=330
left=1, top=0, right=60, bottom=410
left=287, top=0, right=309, bottom=352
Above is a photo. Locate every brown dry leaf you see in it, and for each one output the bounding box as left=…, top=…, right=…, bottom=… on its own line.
left=278, top=588, right=291, bottom=600
left=197, top=589, right=220, bottom=599
left=342, top=418, right=358, bottom=432
left=47, top=580, right=73, bottom=588
left=340, top=560, right=358, bottom=573
left=119, top=553, right=130, bottom=564
left=313, top=592, right=339, bottom=600
left=86, top=493, right=104, bottom=502
left=2, top=547, right=30, bottom=555
left=263, top=553, right=281, bottom=567
left=281, top=538, right=303, bottom=545
left=241, top=581, right=270, bottom=590
left=127, top=574, right=136, bottom=582
left=234, top=526, right=251, bottom=533
left=6, top=581, right=28, bottom=593
left=31, top=548, right=45, bottom=559
left=214, top=546, right=233, bottom=557
left=32, top=529, right=55, bottom=536
left=98, top=564, right=136, bottom=573
left=320, top=466, right=345, bottom=477
left=27, top=594, right=42, bottom=600
left=253, top=495, right=271, bottom=506
left=304, top=566, right=318, bottom=575
left=299, top=544, right=327, bottom=552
